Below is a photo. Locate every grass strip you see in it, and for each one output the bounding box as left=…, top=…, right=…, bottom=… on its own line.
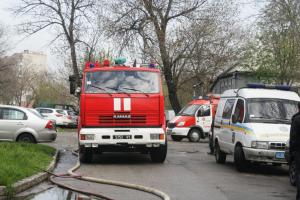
left=0, top=142, right=55, bottom=196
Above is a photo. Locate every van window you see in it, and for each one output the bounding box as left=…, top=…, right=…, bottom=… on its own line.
left=198, top=105, right=211, bottom=117
left=222, top=99, right=235, bottom=119
left=233, top=99, right=245, bottom=123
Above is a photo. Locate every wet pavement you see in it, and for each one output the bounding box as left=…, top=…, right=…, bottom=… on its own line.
left=14, top=132, right=297, bottom=200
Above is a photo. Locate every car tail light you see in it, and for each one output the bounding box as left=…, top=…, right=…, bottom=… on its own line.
left=45, top=121, right=54, bottom=129
left=55, top=114, right=63, bottom=117
left=67, top=115, right=72, bottom=120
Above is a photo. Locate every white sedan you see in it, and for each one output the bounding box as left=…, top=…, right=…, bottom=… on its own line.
left=0, top=105, right=57, bottom=143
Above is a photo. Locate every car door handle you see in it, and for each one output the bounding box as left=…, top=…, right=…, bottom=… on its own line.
left=17, top=122, right=24, bottom=125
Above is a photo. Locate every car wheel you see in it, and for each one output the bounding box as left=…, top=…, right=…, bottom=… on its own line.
left=215, top=142, right=226, bottom=164
left=290, top=160, right=296, bottom=186
left=188, top=129, right=201, bottom=142
left=234, top=145, right=248, bottom=172
left=150, top=141, right=167, bottom=163
left=79, top=147, right=93, bottom=163
left=17, top=133, right=36, bottom=143
left=171, top=135, right=183, bottom=142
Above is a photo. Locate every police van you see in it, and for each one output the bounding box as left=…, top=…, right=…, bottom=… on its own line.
left=213, top=84, right=300, bottom=171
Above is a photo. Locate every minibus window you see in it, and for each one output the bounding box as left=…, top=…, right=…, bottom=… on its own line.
left=233, top=99, right=245, bottom=123
left=178, top=104, right=201, bottom=116
left=198, top=105, right=210, bottom=117
left=222, top=99, right=235, bottom=119
left=247, top=98, right=298, bottom=124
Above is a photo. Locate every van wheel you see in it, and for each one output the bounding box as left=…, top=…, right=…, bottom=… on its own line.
left=289, top=160, right=296, bottom=186
left=171, top=135, right=183, bottom=142
left=234, top=145, right=247, bottom=172
left=17, top=133, right=36, bottom=143
left=215, top=142, right=226, bottom=164
left=150, top=141, right=167, bottom=163
left=188, top=129, right=201, bottom=142
left=79, top=147, right=93, bottom=163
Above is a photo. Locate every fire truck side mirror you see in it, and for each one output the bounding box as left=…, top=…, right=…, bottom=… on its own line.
left=69, top=75, right=76, bottom=95
left=75, top=87, right=81, bottom=95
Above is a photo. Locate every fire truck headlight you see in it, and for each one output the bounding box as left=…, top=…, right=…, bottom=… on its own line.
left=80, top=134, right=95, bottom=140
left=177, top=121, right=185, bottom=127
left=150, top=134, right=159, bottom=140
left=150, top=134, right=165, bottom=140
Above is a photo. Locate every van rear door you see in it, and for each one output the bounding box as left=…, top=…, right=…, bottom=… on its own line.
left=219, top=99, right=236, bottom=152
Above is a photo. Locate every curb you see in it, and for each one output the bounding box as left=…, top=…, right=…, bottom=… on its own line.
left=0, top=149, right=59, bottom=198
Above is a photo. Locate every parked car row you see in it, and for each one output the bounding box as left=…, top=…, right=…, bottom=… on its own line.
left=35, top=107, right=78, bottom=128
left=0, top=105, right=57, bottom=143
left=0, top=105, right=79, bottom=144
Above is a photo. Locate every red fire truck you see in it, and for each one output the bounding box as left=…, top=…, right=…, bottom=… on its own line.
left=70, top=59, right=167, bottom=163
left=166, top=95, right=220, bottom=142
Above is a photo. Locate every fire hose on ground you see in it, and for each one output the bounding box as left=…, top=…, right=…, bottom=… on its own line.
left=48, top=150, right=171, bottom=200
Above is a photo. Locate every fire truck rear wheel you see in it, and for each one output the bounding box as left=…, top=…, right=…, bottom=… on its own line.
left=150, top=141, right=167, bottom=163
left=188, top=129, right=201, bottom=142
left=79, top=147, right=93, bottom=163
left=171, top=135, right=183, bottom=142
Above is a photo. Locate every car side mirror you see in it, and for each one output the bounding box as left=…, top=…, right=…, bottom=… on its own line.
left=69, top=75, right=76, bottom=95
left=232, top=114, right=238, bottom=124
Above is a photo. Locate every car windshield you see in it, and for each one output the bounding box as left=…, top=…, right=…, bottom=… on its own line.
left=85, top=71, right=160, bottom=94
left=28, top=109, right=44, bottom=119
left=247, top=98, right=298, bottom=124
left=56, top=110, right=65, bottom=115
left=178, top=104, right=200, bottom=116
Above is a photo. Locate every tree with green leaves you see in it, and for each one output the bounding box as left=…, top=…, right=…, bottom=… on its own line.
left=245, top=0, right=300, bottom=85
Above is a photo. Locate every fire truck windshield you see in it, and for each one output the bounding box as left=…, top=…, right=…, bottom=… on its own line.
left=85, top=71, right=160, bottom=94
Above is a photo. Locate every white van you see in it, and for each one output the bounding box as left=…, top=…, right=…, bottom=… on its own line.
left=213, top=84, right=300, bottom=171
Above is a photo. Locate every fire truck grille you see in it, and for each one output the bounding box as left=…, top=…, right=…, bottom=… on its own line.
left=269, top=142, right=286, bottom=150
left=99, top=115, right=146, bottom=124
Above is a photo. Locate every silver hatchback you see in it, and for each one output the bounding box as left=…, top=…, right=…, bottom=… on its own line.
left=0, top=105, right=57, bottom=143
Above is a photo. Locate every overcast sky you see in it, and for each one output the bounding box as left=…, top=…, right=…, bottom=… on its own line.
left=0, top=0, right=261, bottom=71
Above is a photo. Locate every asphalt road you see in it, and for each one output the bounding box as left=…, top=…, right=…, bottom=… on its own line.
left=23, top=132, right=297, bottom=200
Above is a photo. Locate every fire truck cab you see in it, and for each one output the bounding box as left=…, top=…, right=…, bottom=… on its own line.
left=167, top=96, right=220, bottom=142
left=72, top=59, right=167, bottom=163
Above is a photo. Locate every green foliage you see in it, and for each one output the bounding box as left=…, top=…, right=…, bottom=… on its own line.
left=0, top=143, right=55, bottom=198
left=33, top=79, right=76, bottom=107
left=243, top=0, right=300, bottom=85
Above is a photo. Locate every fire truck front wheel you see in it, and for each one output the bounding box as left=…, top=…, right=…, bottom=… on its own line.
left=79, top=147, right=93, bottom=163
left=150, top=141, right=167, bottom=163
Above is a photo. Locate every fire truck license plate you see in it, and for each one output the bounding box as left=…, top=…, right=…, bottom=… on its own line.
left=113, top=135, right=132, bottom=139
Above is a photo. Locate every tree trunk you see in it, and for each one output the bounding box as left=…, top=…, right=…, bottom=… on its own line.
left=163, top=62, right=182, bottom=114
left=70, top=42, right=80, bottom=87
